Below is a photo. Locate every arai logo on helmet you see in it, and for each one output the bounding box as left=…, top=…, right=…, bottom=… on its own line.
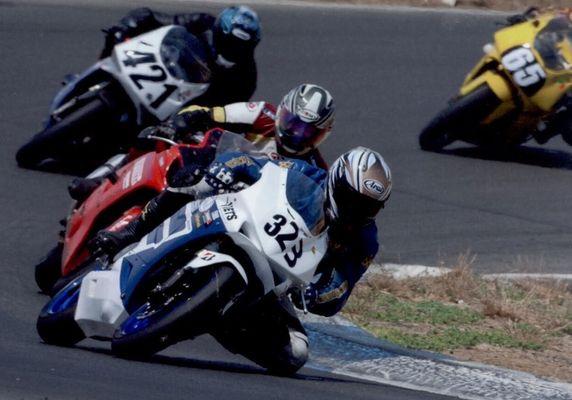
left=298, top=108, right=319, bottom=122
left=364, top=179, right=384, bottom=196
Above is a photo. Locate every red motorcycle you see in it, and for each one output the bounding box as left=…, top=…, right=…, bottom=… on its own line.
left=35, top=129, right=224, bottom=295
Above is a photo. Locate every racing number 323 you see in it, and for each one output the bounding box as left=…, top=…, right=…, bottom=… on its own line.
left=501, top=47, right=546, bottom=89
left=264, top=214, right=303, bottom=268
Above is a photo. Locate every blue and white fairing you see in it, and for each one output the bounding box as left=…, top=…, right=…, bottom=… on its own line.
left=73, top=162, right=328, bottom=339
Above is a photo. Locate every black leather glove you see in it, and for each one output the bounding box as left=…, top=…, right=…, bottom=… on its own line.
left=89, top=228, right=137, bottom=258
left=100, top=26, right=129, bottom=58
left=174, top=106, right=215, bottom=136
left=505, top=6, right=539, bottom=26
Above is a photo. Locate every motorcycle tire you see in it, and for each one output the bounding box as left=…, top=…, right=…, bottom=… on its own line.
left=112, top=265, right=242, bottom=359
left=34, top=243, right=63, bottom=295
left=419, top=84, right=502, bottom=152
left=36, top=279, right=85, bottom=346
left=15, top=96, right=113, bottom=169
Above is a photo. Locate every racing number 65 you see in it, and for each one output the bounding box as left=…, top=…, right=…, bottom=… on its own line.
left=501, top=47, right=546, bottom=88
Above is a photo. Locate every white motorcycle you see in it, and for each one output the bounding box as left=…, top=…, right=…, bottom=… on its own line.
left=37, top=135, right=328, bottom=372
left=16, top=25, right=211, bottom=171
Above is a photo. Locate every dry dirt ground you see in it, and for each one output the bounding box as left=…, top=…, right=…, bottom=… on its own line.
left=316, top=0, right=572, bottom=12
left=453, top=337, right=572, bottom=383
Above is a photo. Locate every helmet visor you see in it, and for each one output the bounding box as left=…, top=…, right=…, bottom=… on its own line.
left=333, top=180, right=384, bottom=221
left=276, top=107, right=328, bottom=153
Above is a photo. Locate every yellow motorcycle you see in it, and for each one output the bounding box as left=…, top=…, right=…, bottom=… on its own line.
left=419, top=9, right=572, bottom=151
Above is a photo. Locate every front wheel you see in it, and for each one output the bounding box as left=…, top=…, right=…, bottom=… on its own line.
left=36, top=279, right=85, bottom=346
left=111, top=265, right=243, bottom=359
left=419, top=84, right=502, bottom=152
left=34, top=243, right=63, bottom=295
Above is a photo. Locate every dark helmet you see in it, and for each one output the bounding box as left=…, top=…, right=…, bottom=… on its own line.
left=213, top=6, right=261, bottom=65
left=275, top=84, right=335, bottom=155
left=326, top=147, right=392, bottom=222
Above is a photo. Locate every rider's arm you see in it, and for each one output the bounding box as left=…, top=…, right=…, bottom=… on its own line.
left=305, top=222, right=379, bottom=317
left=100, top=8, right=214, bottom=58
left=171, top=102, right=275, bottom=137
left=173, top=13, right=216, bottom=36
left=201, top=60, right=258, bottom=106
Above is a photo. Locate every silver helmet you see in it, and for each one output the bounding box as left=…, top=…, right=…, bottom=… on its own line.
left=275, top=84, right=335, bottom=155
left=326, top=147, right=392, bottom=221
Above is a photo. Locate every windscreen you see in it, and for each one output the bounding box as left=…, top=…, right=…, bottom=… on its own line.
left=534, top=16, right=572, bottom=71
left=285, top=169, right=326, bottom=236
left=160, top=27, right=211, bottom=83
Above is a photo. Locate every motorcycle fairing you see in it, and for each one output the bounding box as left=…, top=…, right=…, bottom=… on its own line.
left=103, top=26, right=209, bottom=123
left=118, top=198, right=226, bottom=311
left=47, top=61, right=110, bottom=128
left=62, top=146, right=183, bottom=275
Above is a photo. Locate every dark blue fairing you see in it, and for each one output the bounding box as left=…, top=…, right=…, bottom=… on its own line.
left=119, top=200, right=226, bottom=311
left=46, top=63, right=111, bottom=128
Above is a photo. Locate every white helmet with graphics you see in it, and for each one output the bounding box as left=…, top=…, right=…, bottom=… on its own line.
left=326, top=147, right=392, bottom=221
left=275, top=83, right=335, bottom=155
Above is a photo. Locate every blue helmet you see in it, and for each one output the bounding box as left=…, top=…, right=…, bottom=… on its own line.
left=213, top=6, right=261, bottom=64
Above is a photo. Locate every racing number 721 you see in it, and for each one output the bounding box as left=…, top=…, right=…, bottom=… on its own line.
left=122, top=50, right=177, bottom=109
left=264, top=214, right=303, bottom=267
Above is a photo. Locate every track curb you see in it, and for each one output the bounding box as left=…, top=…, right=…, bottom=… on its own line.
left=302, top=313, right=572, bottom=400
left=301, top=264, right=572, bottom=399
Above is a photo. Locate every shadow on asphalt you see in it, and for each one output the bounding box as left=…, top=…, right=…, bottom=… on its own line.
left=76, top=344, right=373, bottom=384
left=437, top=145, right=572, bottom=170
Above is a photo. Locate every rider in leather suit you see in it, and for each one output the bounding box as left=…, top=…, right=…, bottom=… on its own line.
left=100, top=6, right=261, bottom=106
left=90, top=146, right=391, bottom=373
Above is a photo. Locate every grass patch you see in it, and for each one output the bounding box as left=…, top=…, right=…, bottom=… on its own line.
left=342, top=256, right=572, bottom=357
left=367, top=293, right=482, bottom=325
left=369, top=326, right=543, bottom=352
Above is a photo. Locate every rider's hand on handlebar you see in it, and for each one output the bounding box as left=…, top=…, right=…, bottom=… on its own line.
left=290, top=285, right=318, bottom=311
left=88, top=230, right=127, bottom=258
left=174, top=106, right=214, bottom=135
left=205, top=162, right=236, bottom=190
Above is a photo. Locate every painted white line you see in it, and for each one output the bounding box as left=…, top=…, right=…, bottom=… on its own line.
left=369, top=263, right=572, bottom=282
left=483, top=273, right=572, bottom=281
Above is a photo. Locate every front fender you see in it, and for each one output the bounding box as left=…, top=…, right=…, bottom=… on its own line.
left=460, top=70, right=517, bottom=124
left=185, top=249, right=249, bottom=284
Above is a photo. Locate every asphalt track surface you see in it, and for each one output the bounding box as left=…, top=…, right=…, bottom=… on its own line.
left=1, top=1, right=570, bottom=399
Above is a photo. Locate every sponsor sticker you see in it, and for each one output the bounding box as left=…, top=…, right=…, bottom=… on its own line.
left=364, top=179, right=384, bottom=196
left=220, top=199, right=238, bottom=221
left=199, top=198, right=215, bottom=212
left=278, top=161, right=294, bottom=169
left=298, top=108, right=319, bottom=122
left=198, top=249, right=216, bottom=261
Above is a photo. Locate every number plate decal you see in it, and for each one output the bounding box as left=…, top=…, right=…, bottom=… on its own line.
left=501, top=46, right=546, bottom=96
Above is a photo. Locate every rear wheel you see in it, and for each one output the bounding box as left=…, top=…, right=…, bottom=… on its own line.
left=16, top=86, right=132, bottom=171
left=419, top=84, right=502, bottom=152
left=111, top=265, right=243, bottom=359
